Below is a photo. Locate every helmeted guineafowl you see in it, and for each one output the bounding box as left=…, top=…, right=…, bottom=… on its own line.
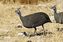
left=15, top=8, right=51, bottom=34
left=51, top=5, right=63, bottom=24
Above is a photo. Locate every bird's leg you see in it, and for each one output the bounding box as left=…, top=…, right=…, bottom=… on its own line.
left=34, top=27, right=37, bottom=34
left=41, top=25, right=44, bottom=31
left=42, top=25, right=46, bottom=36
left=32, top=24, right=37, bottom=34
left=59, top=17, right=61, bottom=23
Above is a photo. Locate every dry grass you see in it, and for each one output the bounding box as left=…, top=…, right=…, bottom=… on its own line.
left=0, top=0, right=63, bottom=42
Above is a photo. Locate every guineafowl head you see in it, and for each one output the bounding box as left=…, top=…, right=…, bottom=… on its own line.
left=15, top=8, right=21, bottom=16
left=51, top=5, right=57, bottom=14
left=51, top=5, right=56, bottom=11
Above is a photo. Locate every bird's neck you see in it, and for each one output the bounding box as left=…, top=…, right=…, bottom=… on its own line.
left=54, top=8, right=57, bottom=14
left=53, top=8, right=59, bottom=18
left=18, top=12, right=24, bottom=22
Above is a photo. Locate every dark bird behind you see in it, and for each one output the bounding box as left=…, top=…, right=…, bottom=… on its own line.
left=15, top=8, right=51, bottom=34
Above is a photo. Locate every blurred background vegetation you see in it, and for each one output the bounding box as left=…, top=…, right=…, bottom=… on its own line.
left=0, top=0, right=54, bottom=4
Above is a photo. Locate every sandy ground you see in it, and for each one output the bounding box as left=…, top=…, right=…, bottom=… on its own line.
left=0, top=0, right=63, bottom=42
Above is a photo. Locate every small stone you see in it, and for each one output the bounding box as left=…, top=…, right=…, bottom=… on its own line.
left=27, top=40, right=32, bottom=42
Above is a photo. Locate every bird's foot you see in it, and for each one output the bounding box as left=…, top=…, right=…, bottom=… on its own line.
left=43, top=31, right=47, bottom=36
